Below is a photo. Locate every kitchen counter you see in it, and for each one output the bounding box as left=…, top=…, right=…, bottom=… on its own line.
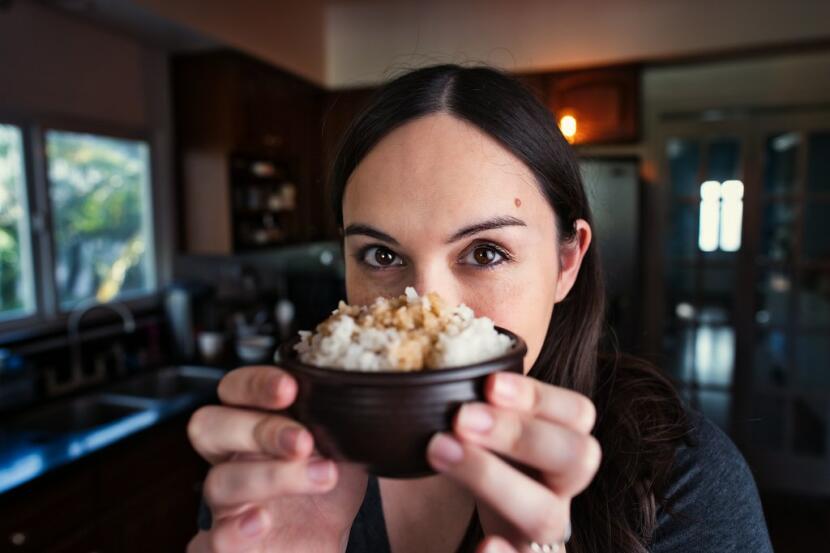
left=0, top=365, right=224, bottom=496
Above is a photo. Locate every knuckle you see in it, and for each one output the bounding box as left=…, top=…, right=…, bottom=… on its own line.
left=263, top=462, right=283, bottom=489
left=501, top=410, right=525, bottom=450
left=253, top=417, right=280, bottom=451
left=529, top=383, right=544, bottom=411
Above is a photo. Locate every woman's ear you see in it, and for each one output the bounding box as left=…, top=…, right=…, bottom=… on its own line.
left=554, top=219, right=592, bottom=303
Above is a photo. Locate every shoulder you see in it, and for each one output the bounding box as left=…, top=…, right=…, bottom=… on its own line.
left=650, top=408, right=774, bottom=553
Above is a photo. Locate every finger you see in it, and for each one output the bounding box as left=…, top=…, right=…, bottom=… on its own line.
left=427, top=434, right=570, bottom=545
left=188, top=405, right=313, bottom=465
left=454, top=403, right=601, bottom=497
left=218, top=366, right=297, bottom=410
left=186, top=531, right=214, bottom=553
left=203, top=457, right=337, bottom=508
left=485, top=373, right=596, bottom=434
left=210, top=507, right=271, bottom=553
left=478, top=535, right=520, bottom=553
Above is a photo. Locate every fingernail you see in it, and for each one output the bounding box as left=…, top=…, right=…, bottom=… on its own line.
left=276, top=376, right=295, bottom=399
left=493, top=373, right=518, bottom=401
left=239, top=509, right=266, bottom=538
left=307, top=459, right=333, bottom=484
left=428, top=434, right=464, bottom=468
left=279, top=427, right=301, bottom=453
left=458, top=404, right=494, bottom=433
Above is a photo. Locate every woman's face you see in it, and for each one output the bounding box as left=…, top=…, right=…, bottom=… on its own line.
left=342, top=113, right=590, bottom=373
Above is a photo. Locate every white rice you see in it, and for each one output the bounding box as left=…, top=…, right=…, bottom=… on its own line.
left=294, top=287, right=513, bottom=371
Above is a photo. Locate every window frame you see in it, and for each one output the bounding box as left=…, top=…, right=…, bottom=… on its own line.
left=0, top=112, right=164, bottom=339
left=0, top=117, right=40, bottom=329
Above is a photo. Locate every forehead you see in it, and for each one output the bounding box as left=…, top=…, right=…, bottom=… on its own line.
left=342, top=113, right=551, bottom=233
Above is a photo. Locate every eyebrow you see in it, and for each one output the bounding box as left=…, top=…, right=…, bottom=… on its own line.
left=343, top=224, right=400, bottom=245
left=445, top=215, right=526, bottom=243
left=343, top=215, right=526, bottom=246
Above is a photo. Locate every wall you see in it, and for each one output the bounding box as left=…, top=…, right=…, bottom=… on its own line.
left=325, top=0, right=830, bottom=88
left=135, top=0, right=327, bottom=86
left=0, top=0, right=176, bottom=286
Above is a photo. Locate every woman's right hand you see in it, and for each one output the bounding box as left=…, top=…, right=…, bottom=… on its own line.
left=186, top=366, right=368, bottom=553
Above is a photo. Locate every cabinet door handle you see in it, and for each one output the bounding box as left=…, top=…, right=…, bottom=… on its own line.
left=10, top=531, right=27, bottom=546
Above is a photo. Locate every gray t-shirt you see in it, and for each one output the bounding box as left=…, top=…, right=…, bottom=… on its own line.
left=346, top=408, right=774, bottom=552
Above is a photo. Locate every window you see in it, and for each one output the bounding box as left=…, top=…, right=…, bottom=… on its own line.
left=698, top=179, right=744, bottom=253
left=0, top=124, right=157, bottom=329
left=0, top=124, right=35, bottom=320
left=45, top=130, right=155, bottom=307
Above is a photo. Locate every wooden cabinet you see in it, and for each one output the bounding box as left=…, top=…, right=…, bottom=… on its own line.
left=173, top=51, right=329, bottom=254
left=0, top=472, right=96, bottom=552
left=0, top=413, right=208, bottom=552
left=543, top=65, right=640, bottom=145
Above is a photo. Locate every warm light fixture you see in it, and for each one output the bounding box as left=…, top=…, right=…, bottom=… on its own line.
left=559, top=114, right=577, bottom=143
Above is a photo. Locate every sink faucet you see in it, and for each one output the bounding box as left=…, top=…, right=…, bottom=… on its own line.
left=46, top=299, right=137, bottom=395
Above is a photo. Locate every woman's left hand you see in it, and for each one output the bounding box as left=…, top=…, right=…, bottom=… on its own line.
left=426, top=371, right=601, bottom=553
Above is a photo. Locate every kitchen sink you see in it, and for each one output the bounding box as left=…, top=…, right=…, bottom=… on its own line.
left=106, top=366, right=223, bottom=401
left=5, top=395, right=152, bottom=435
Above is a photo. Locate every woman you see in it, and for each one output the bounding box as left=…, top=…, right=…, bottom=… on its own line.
left=187, top=64, right=773, bottom=553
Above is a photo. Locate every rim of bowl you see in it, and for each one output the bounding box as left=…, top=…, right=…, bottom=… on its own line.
left=277, top=326, right=527, bottom=387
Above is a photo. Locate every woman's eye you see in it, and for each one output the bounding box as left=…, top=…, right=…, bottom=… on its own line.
left=463, top=245, right=506, bottom=267
left=362, top=246, right=404, bottom=268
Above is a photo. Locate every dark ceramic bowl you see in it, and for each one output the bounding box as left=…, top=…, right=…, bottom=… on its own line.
left=277, top=327, right=527, bottom=478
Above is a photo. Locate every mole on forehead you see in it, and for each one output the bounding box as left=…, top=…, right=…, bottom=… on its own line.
left=514, top=197, right=522, bottom=208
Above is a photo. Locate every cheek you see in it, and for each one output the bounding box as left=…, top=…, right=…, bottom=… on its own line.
left=461, top=269, right=557, bottom=375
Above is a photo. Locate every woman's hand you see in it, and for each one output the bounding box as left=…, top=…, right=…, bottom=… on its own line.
left=426, top=372, right=601, bottom=553
left=186, top=366, right=367, bottom=553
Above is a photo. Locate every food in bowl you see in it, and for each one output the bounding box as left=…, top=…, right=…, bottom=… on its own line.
left=294, top=287, right=513, bottom=371
left=279, top=287, right=525, bottom=477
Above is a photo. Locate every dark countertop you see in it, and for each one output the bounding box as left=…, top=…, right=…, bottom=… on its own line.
left=0, top=366, right=226, bottom=496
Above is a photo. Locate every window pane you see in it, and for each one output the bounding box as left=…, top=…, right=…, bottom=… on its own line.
left=799, top=269, right=830, bottom=327
left=806, top=132, right=830, bottom=194
left=793, top=397, right=827, bottom=457
left=707, top=139, right=740, bottom=182
left=46, top=131, right=154, bottom=307
left=691, top=324, right=735, bottom=387
left=701, top=265, right=736, bottom=315
left=804, top=202, right=830, bottom=261
left=754, top=328, right=790, bottom=389
left=764, top=132, right=800, bottom=194
left=0, top=124, right=34, bottom=319
left=756, top=269, right=792, bottom=327
left=696, top=389, right=731, bottom=432
left=667, top=138, right=701, bottom=197
left=760, top=201, right=796, bottom=262
left=747, top=394, right=788, bottom=450
left=668, top=203, right=697, bottom=258
left=796, top=333, right=830, bottom=391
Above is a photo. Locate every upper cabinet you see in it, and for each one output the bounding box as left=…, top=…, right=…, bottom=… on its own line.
left=543, top=65, right=641, bottom=145
left=172, top=51, right=331, bottom=254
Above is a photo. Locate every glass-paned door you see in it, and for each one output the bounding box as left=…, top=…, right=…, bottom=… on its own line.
left=660, top=110, right=830, bottom=495
left=663, top=134, right=744, bottom=432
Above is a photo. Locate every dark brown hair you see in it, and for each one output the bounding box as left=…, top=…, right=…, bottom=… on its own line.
left=328, top=64, right=693, bottom=553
